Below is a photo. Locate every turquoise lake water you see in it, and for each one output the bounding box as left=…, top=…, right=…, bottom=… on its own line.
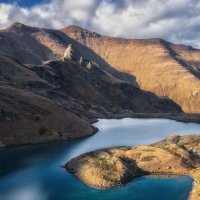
left=0, top=118, right=199, bottom=200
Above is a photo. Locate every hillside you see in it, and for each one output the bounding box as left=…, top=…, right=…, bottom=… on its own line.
left=0, top=22, right=136, bottom=85
left=62, top=25, right=200, bottom=113
left=0, top=41, right=181, bottom=146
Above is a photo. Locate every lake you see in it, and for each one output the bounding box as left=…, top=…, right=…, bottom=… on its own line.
left=0, top=118, right=199, bottom=200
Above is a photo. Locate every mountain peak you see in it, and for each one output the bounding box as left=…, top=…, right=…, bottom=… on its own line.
left=65, top=25, right=89, bottom=32
left=60, top=25, right=100, bottom=38
left=7, top=22, right=27, bottom=30
left=4, top=22, right=39, bottom=35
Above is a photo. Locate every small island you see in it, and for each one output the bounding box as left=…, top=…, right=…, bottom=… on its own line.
left=66, top=135, right=200, bottom=200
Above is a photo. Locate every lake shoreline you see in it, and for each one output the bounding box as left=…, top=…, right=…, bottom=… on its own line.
left=1, top=118, right=199, bottom=200
left=1, top=113, right=200, bottom=149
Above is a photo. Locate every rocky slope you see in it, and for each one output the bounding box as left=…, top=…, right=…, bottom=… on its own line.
left=0, top=23, right=186, bottom=146
left=0, top=41, right=182, bottom=146
left=66, top=135, right=200, bottom=200
left=0, top=53, right=99, bottom=147
left=0, top=22, right=136, bottom=85
left=62, top=25, right=200, bottom=113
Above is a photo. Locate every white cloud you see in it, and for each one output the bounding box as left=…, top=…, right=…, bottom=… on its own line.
left=0, top=0, right=200, bottom=47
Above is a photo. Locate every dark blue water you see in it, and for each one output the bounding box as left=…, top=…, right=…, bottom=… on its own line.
left=0, top=118, right=198, bottom=200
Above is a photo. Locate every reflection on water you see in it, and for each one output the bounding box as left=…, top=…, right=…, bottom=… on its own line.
left=0, top=118, right=199, bottom=200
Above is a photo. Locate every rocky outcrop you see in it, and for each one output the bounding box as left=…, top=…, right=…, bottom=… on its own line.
left=66, top=135, right=200, bottom=200
left=62, top=25, right=200, bottom=113
left=62, top=44, right=77, bottom=61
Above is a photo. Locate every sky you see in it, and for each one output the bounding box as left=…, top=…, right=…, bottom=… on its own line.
left=0, top=0, right=200, bottom=47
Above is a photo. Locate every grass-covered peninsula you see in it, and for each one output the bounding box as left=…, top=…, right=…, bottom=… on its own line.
left=66, top=135, right=200, bottom=200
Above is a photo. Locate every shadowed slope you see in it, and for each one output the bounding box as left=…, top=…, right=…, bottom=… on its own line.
left=0, top=51, right=181, bottom=146
left=0, top=22, right=136, bottom=85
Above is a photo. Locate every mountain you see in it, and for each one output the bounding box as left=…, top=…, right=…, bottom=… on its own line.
left=0, top=22, right=136, bottom=85
left=0, top=48, right=181, bottom=146
left=0, top=53, right=97, bottom=146
left=61, top=25, right=200, bottom=113
left=0, top=23, right=182, bottom=146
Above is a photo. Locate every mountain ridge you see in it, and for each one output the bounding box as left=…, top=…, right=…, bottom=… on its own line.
left=61, top=24, right=200, bottom=113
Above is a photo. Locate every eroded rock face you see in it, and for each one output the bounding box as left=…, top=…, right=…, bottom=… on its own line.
left=62, top=44, right=74, bottom=60
left=62, top=25, right=200, bottom=113
left=66, top=135, right=200, bottom=200
left=62, top=44, right=99, bottom=70
left=62, top=44, right=78, bottom=61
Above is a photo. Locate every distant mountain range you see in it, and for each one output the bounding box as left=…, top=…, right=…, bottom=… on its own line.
left=0, top=22, right=199, bottom=146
